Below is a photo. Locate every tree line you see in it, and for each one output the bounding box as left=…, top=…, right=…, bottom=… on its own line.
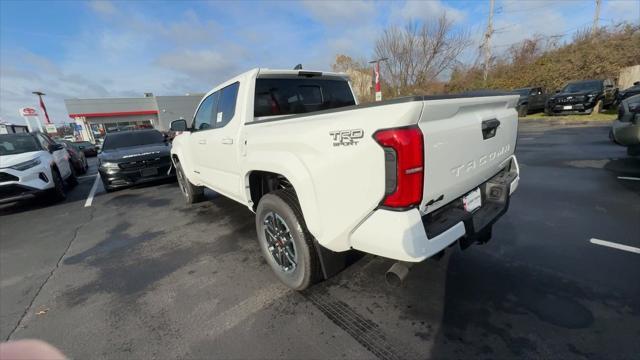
left=333, top=14, right=639, bottom=102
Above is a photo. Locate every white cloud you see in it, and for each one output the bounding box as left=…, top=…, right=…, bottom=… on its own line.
left=302, top=0, right=376, bottom=26
left=88, top=0, right=117, bottom=16
left=155, top=49, right=239, bottom=83
left=391, top=0, right=467, bottom=24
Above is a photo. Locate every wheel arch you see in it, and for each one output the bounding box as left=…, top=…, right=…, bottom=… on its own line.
left=244, top=164, right=321, bottom=239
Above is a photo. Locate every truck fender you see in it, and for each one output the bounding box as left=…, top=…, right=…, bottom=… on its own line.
left=243, top=151, right=322, bottom=240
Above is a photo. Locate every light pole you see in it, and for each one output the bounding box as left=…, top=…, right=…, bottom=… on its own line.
left=32, top=91, right=52, bottom=124
left=369, top=58, right=388, bottom=101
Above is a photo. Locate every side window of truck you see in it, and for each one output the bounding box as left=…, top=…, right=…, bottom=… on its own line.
left=214, top=82, right=240, bottom=128
left=193, top=92, right=219, bottom=131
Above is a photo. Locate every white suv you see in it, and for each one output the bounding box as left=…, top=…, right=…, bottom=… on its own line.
left=0, top=132, right=76, bottom=204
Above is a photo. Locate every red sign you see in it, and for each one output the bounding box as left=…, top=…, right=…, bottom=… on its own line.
left=21, top=107, right=38, bottom=116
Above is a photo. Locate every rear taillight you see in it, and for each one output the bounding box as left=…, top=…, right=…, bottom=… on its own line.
left=374, top=126, right=424, bottom=208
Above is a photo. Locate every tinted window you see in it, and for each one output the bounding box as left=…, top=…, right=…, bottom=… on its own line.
left=36, top=133, right=54, bottom=149
left=0, top=135, right=41, bottom=155
left=254, top=78, right=355, bottom=117
left=215, top=82, right=240, bottom=128
left=102, top=130, right=165, bottom=150
left=562, top=81, right=603, bottom=93
left=193, top=92, right=219, bottom=131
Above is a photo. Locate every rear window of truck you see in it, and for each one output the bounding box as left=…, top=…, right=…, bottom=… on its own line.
left=254, top=78, right=355, bottom=117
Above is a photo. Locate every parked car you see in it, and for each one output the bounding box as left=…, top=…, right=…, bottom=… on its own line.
left=0, top=132, right=76, bottom=204
left=98, top=129, right=173, bottom=191
left=545, top=79, right=617, bottom=115
left=611, top=94, right=640, bottom=156
left=615, top=81, right=640, bottom=104
left=56, top=140, right=88, bottom=175
left=512, top=87, right=547, bottom=117
left=72, top=141, right=98, bottom=157
left=170, top=68, right=520, bottom=290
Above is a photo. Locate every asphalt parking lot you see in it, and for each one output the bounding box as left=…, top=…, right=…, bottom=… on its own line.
left=1, top=120, right=639, bottom=359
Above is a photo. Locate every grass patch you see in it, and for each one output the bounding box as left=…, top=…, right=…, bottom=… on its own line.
left=523, top=109, right=617, bottom=122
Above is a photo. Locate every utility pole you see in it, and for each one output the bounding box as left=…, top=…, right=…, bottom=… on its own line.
left=369, top=57, right=388, bottom=102
left=591, top=0, right=601, bottom=36
left=481, top=0, right=495, bottom=84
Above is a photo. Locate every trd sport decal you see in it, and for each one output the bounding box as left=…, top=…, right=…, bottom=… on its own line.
left=329, top=129, right=364, bottom=147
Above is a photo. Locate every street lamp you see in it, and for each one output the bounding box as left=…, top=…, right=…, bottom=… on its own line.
left=368, top=58, right=388, bottom=102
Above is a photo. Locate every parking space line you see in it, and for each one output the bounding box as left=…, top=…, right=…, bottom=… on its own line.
left=617, top=176, right=640, bottom=181
left=84, top=174, right=101, bottom=208
left=590, top=238, right=640, bottom=254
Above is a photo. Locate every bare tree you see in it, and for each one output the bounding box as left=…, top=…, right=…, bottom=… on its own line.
left=374, top=13, right=471, bottom=95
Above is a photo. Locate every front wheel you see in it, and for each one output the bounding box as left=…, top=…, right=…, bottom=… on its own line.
left=255, top=189, right=322, bottom=290
left=593, top=99, right=603, bottom=113
left=175, top=161, right=204, bottom=204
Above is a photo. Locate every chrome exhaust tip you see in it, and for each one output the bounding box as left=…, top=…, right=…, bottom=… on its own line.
left=385, top=261, right=415, bottom=287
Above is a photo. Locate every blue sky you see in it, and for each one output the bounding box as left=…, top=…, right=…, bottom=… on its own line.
left=1, top=0, right=638, bottom=124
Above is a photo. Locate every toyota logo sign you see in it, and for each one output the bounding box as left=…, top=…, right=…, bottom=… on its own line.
left=20, top=107, right=38, bottom=116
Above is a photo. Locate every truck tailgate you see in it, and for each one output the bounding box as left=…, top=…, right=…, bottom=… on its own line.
left=417, top=95, right=519, bottom=214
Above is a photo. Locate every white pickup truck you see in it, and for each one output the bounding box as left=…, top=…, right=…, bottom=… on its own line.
left=170, top=68, right=520, bottom=290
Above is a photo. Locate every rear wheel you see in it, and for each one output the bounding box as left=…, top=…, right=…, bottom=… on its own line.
left=67, top=164, right=78, bottom=187
left=49, top=168, right=66, bottom=202
left=175, top=160, right=204, bottom=204
left=255, top=189, right=322, bottom=290
left=517, top=104, right=528, bottom=117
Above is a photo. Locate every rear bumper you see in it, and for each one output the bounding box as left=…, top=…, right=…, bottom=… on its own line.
left=350, top=156, right=519, bottom=262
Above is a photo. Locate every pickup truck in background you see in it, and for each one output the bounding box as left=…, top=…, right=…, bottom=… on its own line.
left=512, top=87, right=547, bottom=117
left=170, top=68, right=520, bottom=290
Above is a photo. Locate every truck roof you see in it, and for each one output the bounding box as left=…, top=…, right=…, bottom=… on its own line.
left=200, top=68, right=351, bottom=103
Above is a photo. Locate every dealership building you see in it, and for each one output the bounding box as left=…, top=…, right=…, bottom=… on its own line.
left=64, top=93, right=203, bottom=143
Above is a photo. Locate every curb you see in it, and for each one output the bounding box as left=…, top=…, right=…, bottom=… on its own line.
left=519, top=118, right=614, bottom=126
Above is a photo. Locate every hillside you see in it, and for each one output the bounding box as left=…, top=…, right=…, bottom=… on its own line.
left=448, top=24, right=640, bottom=92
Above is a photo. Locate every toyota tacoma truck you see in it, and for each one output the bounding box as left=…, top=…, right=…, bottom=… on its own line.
left=170, top=68, right=520, bottom=290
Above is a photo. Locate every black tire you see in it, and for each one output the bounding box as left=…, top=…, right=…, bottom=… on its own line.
left=593, top=99, right=603, bottom=113
left=175, top=160, right=204, bottom=204
left=544, top=107, right=552, bottom=116
left=255, top=189, right=322, bottom=290
left=67, top=164, right=78, bottom=187
left=49, top=168, right=66, bottom=202
left=518, top=104, right=528, bottom=117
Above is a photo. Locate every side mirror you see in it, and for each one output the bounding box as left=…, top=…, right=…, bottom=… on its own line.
left=170, top=119, right=188, bottom=132
left=49, top=143, right=64, bottom=153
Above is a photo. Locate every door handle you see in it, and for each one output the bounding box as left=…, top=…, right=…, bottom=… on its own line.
left=198, top=139, right=207, bottom=145
left=221, top=138, right=233, bottom=145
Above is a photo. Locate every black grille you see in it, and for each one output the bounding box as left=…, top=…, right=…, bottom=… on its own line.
left=0, top=172, right=19, bottom=182
left=118, top=156, right=171, bottom=170
left=0, top=184, right=30, bottom=198
left=556, top=96, right=584, bottom=104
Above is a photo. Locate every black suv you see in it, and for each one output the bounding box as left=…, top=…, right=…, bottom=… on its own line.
left=545, top=79, right=617, bottom=115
